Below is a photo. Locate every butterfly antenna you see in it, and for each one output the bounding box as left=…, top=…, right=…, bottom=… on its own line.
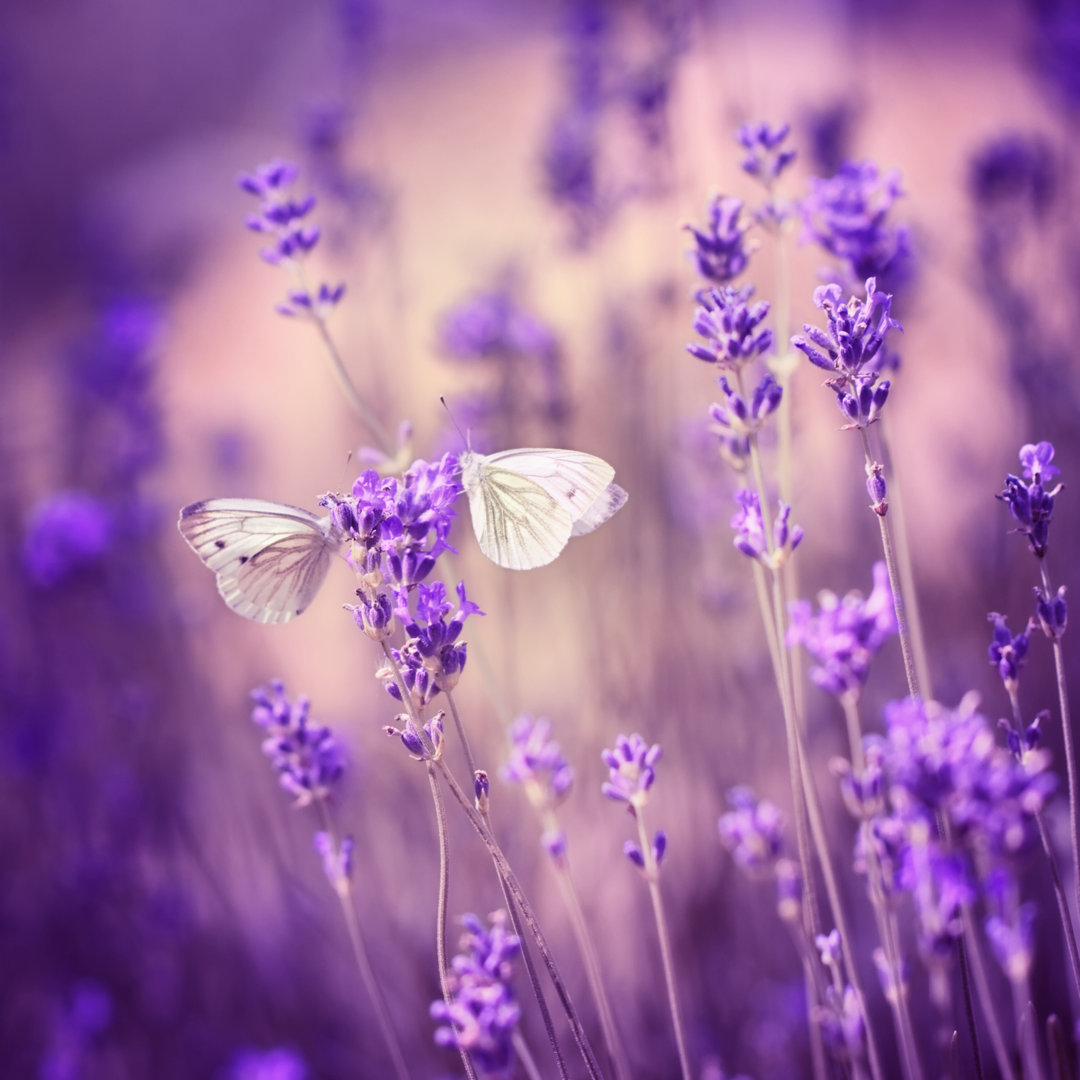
left=439, top=396, right=470, bottom=450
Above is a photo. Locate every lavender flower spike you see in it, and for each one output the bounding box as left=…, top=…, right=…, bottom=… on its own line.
left=997, top=440, right=1063, bottom=559
left=687, top=285, right=772, bottom=369
left=601, top=733, right=662, bottom=812
left=737, top=122, right=796, bottom=184
left=684, top=196, right=755, bottom=286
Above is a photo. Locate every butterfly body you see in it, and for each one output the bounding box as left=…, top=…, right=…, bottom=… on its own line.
left=459, top=447, right=627, bottom=570
left=178, top=498, right=345, bottom=624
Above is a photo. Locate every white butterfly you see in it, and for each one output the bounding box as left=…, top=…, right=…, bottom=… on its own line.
left=459, top=447, right=628, bottom=571
left=177, top=498, right=344, bottom=624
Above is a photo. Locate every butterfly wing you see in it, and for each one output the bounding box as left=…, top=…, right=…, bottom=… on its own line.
left=178, top=498, right=341, bottom=624
left=570, top=481, right=629, bottom=537
left=482, top=448, right=616, bottom=525
left=461, top=452, right=574, bottom=570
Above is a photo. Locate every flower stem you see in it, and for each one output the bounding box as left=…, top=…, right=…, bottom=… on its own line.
left=635, top=809, right=693, bottom=1080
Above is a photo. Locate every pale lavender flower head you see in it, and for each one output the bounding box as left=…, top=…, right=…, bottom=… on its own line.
left=984, top=869, right=1036, bottom=982
left=239, top=159, right=344, bottom=317
left=814, top=984, right=865, bottom=1067
left=431, top=911, right=522, bottom=1078
left=601, top=733, right=662, bottom=812
left=997, top=441, right=1062, bottom=559
left=439, top=290, right=558, bottom=365
left=684, top=196, right=755, bottom=286
left=718, top=786, right=785, bottom=872
left=730, top=489, right=803, bottom=570
left=687, top=285, right=772, bottom=368
left=225, top=1046, right=308, bottom=1080
left=800, top=160, right=912, bottom=291
left=737, top=122, right=796, bottom=184
left=23, top=491, right=113, bottom=588
left=787, top=561, right=896, bottom=699
left=250, top=682, right=345, bottom=807
left=503, top=715, right=574, bottom=811
left=313, top=831, right=354, bottom=895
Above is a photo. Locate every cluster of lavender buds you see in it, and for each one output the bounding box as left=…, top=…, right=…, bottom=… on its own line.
left=687, top=286, right=772, bottom=368
left=730, top=489, right=803, bottom=571
left=431, top=911, right=522, bottom=1078
left=329, top=455, right=463, bottom=640
left=800, top=160, right=912, bottom=291
left=502, top=715, right=574, bottom=859
left=791, top=278, right=901, bottom=431
left=737, top=122, right=796, bottom=186
left=813, top=931, right=867, bottom=1069
left=250, top=682, right=345, bottom=807
left=684, top=196, right=755, bottom=286
left=602, top=734, right=667, bottom=869
left=986, top=611, right=1035, bottom=693
left=787, top=562, right=897, bottom=699
left=239, top=159, right=345, bottom=318
left=997, top=440, right=1062, bottom=559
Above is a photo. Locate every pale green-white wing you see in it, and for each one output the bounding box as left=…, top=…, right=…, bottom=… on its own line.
left=461, top=454, right=574, bottom=570
left=483, top=448, right=615, bottom=525
left=570, top=481, right=629, bottom=537
left=178, top=498, right=341, bottom=624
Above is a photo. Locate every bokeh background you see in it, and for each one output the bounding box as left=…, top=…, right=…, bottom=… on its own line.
left=4, top=0, right=1080, bottom=1076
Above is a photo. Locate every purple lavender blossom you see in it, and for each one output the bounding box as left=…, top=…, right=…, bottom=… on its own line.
left=718, top=786, right=785, bottom=872
left=22, top=491, right=113, bottom=588
left=708, top=374, right=783, bottom=447
left=997, top=441, right=1063, bottom=559
left=313, top=831, right=354, bottom=895
left=791, top=278, right=900, bottom=427
left=983, top=869, right=1037, bottom=981
left=502, top=714, right=574, bottom=849
left=969, top=134, right=1056, bottom=217
left=687, top=286, right=772, bottom=368
left=787, top=562, right=896, bottom=699
left=250, top=682, right=345, bottom=807
left=730, top=489, right=803, bottom=569
left=225, top=1046, right=309, bottom=1080
left=601, top=733, right=662, bottom=812
left=431, top=911, right=522, bottom=1078
left=800, top=160, right=912, bottom=291
left=239, top=160, right=344, bottom=317
left=1034, top=584, right=1068, bottom=640
left=737, top=122, right=796, bottom=185
left=986, top=612, right=1034, bottom=691
left=383, top=711, right=444, bottom=762
left=684, top=196, right=755, bottom=286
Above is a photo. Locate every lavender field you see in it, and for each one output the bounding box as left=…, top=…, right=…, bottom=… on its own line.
left=5, top=1, right=1080, bottom=1077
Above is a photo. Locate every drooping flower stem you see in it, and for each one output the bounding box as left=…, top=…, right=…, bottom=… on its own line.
left=1039, top=559, right=1080, bottom=917
left=314, top=803, right=414, bottom=1080
left=425, top=763, right=477, bottom=1080
left=634, top=807, right=692, bottom=1080
left=859, top=428, right=922, bottom=700
left=436, top=763, right=606, bottom=1080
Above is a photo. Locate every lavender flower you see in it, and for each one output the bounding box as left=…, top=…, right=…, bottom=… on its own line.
left=22, top=490, right=113, bottom=588
left=383, top=712, right=445, bottom=762
left=986, top=611, right=1035, bottom=691
left=431, top=911, right=522, bottom=1078
left=1034, top=584, right=1068, bottom=640
left=787, top=562, right=896, bottom=699
left=601, top=733, right=662, bottom=812
left=684, top=196, right=755, bottom=286
left=313, top=831, right=355, bottom=896
left=997, top=440, right=1063, bottom=558
left=708, top=374, right=783, bottom=446
left=250, top=682, right=345, bottom=806
left=791, top=278, right=900, bottom=427
left=687, top=286, right=772, bottom=368
left=502, top=715, right=573, bottom=857
left=737, top=122, right=796, bottom=185
left=239, top=159, right=344, bottom=317
left=969, top=134, right=1056, bottom=217
left=800, top=160, right=912, bottom=290
left=730, top=489, right=803, bottom=570
left=717, top=786, right=784, bottom=872
left=984, top=869, right=1037, bottom=982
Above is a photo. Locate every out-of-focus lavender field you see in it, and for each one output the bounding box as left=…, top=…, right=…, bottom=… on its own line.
left=5, top=0, right=1080, bottom=1077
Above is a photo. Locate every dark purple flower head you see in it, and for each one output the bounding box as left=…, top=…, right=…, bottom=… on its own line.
left=800, top=160, right=912, bottom=291
left=1034, top=585, right=1068, bottom=640
left=383, top=712, right=445, bottom=762
left=431, top=911, right=522, bottom=1078
left=730, top=489, right=803, bottom=570
left=687, top=285, right=772, bottom=368
left=624, top=830, right=667, bottom=871
left=601, top=733, right=662, bottom=812
left=718, top=786, right=785, bottom=872
left=986, top=612, right=1035, bottom=691
left=250, top=682, right=345, bottom=807
left=969, top=134, right=1056, bottom=218
left=737, top=122, right=796, bottom=184
left=23, top=491, right=113, bottom=588
left=787, top=562, right=896, bottom=699
left=996, top=441, right=1063, bottom=559
left=503, top=715, right=574, bottom=810
left=708, top=374, right=783, bottom=443
left=684, top=196, right=756, bottom=286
